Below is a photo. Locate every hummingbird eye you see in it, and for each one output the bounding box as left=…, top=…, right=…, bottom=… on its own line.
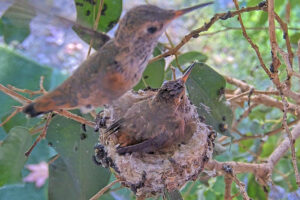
left=147, top=26, right=157, bottom=34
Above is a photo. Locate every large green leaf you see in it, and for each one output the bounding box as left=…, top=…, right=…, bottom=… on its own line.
left=46, top=115, right=111, bottom=200
left=186, top=63, right=233, bottom=136
left=0, top=18, right=3, bottom=35
left=257, top=12, right=268, bottom=26
left=134, top=47, right=165, bottom=90
left=73, top=0, right=122, bottom=48
left=247, top=174, right=267, bottom=200
left=0, top=127, right=32, bottom=186
left=290, top=33, right=300, bottom=44
left=1, top=112, right=41, bottom=134
left=0, top=0, right=35, bottom=44
left=0, top=182, right=48, bottom=200
left=0, top=46, right=52, bottom=119
left=0, top=46, right=53, bottom=138
left=170, top=51, right=207, bottom=68
left=166, top=51, right=207, bottom=80
left=74, top=0, right=122, bottom=33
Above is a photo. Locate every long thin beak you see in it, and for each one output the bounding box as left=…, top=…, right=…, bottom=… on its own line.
left=173, top=2, right=214, bottom=18
left=181, top=62, right=196, bottom=83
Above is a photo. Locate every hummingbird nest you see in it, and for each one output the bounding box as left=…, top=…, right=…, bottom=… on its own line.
left=94, top=89, right=215, bottom=198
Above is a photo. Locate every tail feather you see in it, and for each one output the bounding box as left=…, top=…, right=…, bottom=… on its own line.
left=23, top=103, right=49, bottom=117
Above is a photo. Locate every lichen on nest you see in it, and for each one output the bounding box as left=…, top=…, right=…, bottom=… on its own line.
left=94, top=89, right=215, bottom=198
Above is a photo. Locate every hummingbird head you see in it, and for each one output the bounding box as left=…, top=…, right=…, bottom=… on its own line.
left=154, top=63, right=196, bottom=108
left=115, top=2, right=213, bottom=46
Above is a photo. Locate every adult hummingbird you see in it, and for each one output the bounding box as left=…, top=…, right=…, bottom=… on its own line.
left=23, top=2, right=213, bottom=117
left=105, top=63, right=196, bottom=155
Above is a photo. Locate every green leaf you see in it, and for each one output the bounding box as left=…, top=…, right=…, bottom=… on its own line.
left=274, top=0, right=285, bottom=11
left=181, top=181, right=199, bottom=200
left=247, top=0, right=261, bottom=6
left=0, top=19, right=3, bottom=35
left=0, top=182, right=48, bottom=200
left=0, top=127, right=32, bottom=186
left=74, top=0, right=122, bottom=33
left=0, top=46, right=52, bottom=121
left=247, top=174, right=267, bottom=200
left=257, top=12, right=268, bottom=26
left=260, top=141, right=276, bottom=158
left=212, top=176, right=225, bottom=194
left=238, top=133, right=254, bottom=153
left=46, top=115, right=111, bottom=200
left=0, top=0, right=36, bottom=44
left=204, top=190, right=217, bottom=199
left=273, top=158, right=298, bottom=191
left=134, top=47, right=165, bottom=90
left=72, top=26, right=110, bottom=50
left=170, top=51, right=207, bottom=68
left=164, top=189, right=183, bottom=200
left=166, top=51, right=207, bottom=80
left=296, top=138, right=300, bottom=158
left=290, top=33, right=300, bottom=44
left=186, top=63, right=233, bottom=136
left=1, top=112, right=41, bottom=133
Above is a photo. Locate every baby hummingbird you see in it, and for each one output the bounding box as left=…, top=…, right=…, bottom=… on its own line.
left=105, top=63, right=196, bottom=154
left=23, top=2, right=213, bottom=117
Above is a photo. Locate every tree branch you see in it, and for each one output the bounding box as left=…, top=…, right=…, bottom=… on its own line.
left=149, top=4, right=265, bottom=64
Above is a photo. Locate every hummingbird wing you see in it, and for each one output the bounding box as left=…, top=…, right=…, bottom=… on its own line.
left=1, top=0, right=111, bottom=49
left=24, top=39, right=127, bottom=116
left=116, top=133, right=169, bottom=154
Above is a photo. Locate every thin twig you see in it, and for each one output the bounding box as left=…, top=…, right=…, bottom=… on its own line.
left=222, top=165, right=250, bottom=200
left=90, top=179, right=119, bottom=200
left=230, top=174, right=249, bottom=200
left=7, top=76, right=47, bottom=96
left=267, top=0, right=300, bottom=186
left=232, top=0, right=272, bottom=79
left=149, top=5, right=264, bottom=64
left=197, top=26, right=300, bottom=37
left=87, top=0, right=105, bottom=57
left=25, top=113, right=53, bottom=156
left=274, top=13, right=293, bottom=67
left=7, top=85, right=43, bottom=96
left=29, top=126, right=44, bottom=135
left=227, top=89, right=279, bottom=101
left=224, top=118, right=300, bottom=145
left=48, top=154, right=60, bottom=165
left=0, top=84, right=31, bottom=104
left=207, top=123, right=300, bottom=186
left=281, top=95, right=300, bottom=186
left=224, top=76, right=300, bottom=116
left=0, top=106, right=23, bottom=127
left=165, top=32, right=184, bottom=73
left=0, top=83, right=95, bottom=128
left=231, top=103, right=258, bottom=130
left=55, top=110, right=95, bottom=127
